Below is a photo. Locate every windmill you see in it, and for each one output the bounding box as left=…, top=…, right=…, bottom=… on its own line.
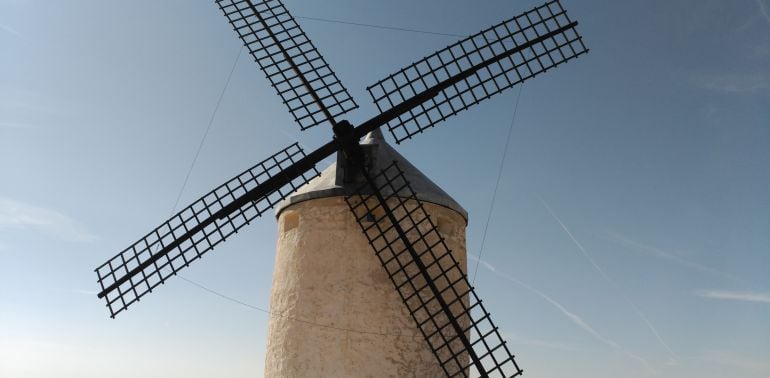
left=94, top=0, right=588, bottom=376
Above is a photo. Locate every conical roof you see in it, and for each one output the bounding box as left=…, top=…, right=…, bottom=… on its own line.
left=275, top=129, right=467, bottom=221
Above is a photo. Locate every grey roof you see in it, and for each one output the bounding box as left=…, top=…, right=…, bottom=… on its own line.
left=275, top=129, right=467, bottom=221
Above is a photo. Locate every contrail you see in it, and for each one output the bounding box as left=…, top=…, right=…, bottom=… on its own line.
left=468, top=254, right=656, bottom=374
left=696, top=290, right=770, bottom=304
left=538, top=195, right=680, bottom=365
left=605, top=232, right=747, bottom=286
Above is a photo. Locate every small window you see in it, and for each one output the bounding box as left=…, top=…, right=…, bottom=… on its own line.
left=282, top=211, right=299, bottom=232
left=437, top=215, right=454, bottom=235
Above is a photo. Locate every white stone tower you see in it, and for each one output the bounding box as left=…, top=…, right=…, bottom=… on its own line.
left=264, top=130, right=468, bottom=377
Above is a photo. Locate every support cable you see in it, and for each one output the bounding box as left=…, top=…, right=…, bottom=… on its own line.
left=170, top=46, right=244, bottom=212
left=471, top=84, right=524, bottom=285
left=297, top=15, right=464, bottom=38
left=178, top=275, right=422, bottom=340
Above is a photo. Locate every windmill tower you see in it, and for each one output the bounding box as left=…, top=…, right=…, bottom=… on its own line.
left=94, top=1, right=587, bottom=376
left=266, top=129, right=468, bottom=376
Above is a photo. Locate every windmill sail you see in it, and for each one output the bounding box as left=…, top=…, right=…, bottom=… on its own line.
left=96, top=0, right=592, bottom=374
left=366, top=0, right=588, bottom=143
left=95, top=143, right=319, bottom=317
left=216, top=0, right=358, bottom=130
left=346, top=162, right=522, bottom=377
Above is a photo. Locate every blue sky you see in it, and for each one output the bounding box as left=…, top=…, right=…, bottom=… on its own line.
left=1, top=0, right=769, bottom=377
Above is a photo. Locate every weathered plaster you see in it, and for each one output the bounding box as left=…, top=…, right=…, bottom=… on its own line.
left=265, top=197, right=467, bottom=377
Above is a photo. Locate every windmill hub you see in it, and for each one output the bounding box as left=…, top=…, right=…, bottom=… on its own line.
left=331, top=119, right=367, bottom=174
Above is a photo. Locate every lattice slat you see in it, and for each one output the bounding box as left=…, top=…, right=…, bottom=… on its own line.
left=367, top=0, right=587, bottom=143
left=216, top=0, right=358, bottom=129
left=346, top=162, right=522, bottom=377
left=95, top=143, right=319, bottom=318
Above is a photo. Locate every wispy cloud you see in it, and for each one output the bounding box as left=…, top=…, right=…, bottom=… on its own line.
left=704, top=350, right=770, bottom=374
left=606, top=232, right=747, bottom=285
left=696, top=290, right=770, bottom=304
left=753, top=43, right=770, bottom=58
left=468, top=254, right=655, bottom=373
left=757, top=0, right=770, bottom=25
left=46, top=287, right=100, bottom=296
left=539, top=196, right=679, bottom=364
left=0, top=23, right=21, bottom=38
left=0, top=121, right=34, bottom=129
left=0, top=94, right=70, bottom=130
left=692, top=71, right=770, bottom=93
left=0, top=197, right=97, bottom=242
